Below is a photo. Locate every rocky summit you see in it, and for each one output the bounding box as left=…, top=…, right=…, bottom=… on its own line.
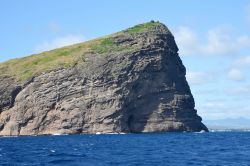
left=0, top=21, right=208, bottom=135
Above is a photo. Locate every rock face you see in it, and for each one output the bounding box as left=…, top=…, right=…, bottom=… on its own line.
left=0, top=22, right=208, bottom=135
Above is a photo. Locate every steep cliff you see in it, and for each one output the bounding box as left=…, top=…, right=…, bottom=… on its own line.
left=0, top=21, right=208, bottom=135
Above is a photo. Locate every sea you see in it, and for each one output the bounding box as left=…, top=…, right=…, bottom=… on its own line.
left=0, top=132, right=250, bottom=166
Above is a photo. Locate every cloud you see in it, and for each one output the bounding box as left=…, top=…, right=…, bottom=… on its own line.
left=200, top=28, right=237, bottom=55
left=174, top=26, right=250, bottom=56
left=227, top=68, right=245, bottom=81
left=202, top=101, right=226, bottom=109
left=233, top=56, right=250, bottom=68
left=174, top=26, right=198, bottom=56
left=225, top=85, right=250, bottom=95
left=200, top=105, right=250, bottom=120
left=34, top=35, right=84, bottom=53
left=186, top=71, right=210, bottom=85
left=198, top=99, right=250, bottom=120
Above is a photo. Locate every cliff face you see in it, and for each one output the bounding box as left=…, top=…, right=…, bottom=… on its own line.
left=0, top=22, right=208, bottom=135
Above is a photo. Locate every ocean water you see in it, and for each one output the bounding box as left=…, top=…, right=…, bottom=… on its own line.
left=0, top=132, right=250, bottom=166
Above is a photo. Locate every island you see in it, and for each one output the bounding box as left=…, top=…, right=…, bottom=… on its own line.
left=0, top=21, right=208, bottom=135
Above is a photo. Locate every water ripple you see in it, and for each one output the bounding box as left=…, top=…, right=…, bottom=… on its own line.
left=0, top=132, right=250, bottom=165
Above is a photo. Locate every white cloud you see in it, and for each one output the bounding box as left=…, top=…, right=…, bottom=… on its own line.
left=225, top=86, right=250, bottom=95
left=200, top=28, right=235, bottom=55
left=186, top=71, right=209, bottom=85
left=203, top=102, right=226, bottom=109
left=174, top=26, right=198, bottom=56
left=227, top=68, right=245, bottom=81
left=200, top=105, right=250, bottom=120
left=34, top=35, right=84, bottom=53
left=174, top=26, right=250, bottom=56
left=237, top=35, right=250, bottom=46
left=198, top=99, right=250, bottom=120
left=233, top=56, right=250, bottom=68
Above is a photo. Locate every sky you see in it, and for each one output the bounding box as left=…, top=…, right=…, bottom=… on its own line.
left=1, top=0, right=250, bottom=121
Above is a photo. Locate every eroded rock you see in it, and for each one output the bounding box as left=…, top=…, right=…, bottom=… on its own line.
left=0, top=22, right=208, bottom=135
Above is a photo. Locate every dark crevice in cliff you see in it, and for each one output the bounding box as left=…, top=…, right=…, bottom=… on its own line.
left=9, top=86, right=22, bottom=108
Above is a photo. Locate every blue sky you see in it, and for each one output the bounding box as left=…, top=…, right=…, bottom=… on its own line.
left=1, top=0, right=250, bottom=120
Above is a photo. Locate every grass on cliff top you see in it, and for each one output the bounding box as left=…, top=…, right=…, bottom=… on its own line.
left=123, top=21, right=162, bottom=34
left=0, top=21, right=162, bottom=81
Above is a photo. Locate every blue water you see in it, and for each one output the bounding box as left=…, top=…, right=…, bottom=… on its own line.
left=0, top=132, right=250, bottom=166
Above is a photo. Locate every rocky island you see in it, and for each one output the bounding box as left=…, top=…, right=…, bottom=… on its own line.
left=0, top=21, right=208, bottom=135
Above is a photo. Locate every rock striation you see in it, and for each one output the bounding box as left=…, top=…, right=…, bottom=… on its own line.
left=0, top=21, right=208, bottom=135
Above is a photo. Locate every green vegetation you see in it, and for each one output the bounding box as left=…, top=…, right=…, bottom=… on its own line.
left=90, top=38, right=114, bottom=54
left=0, top=21, right=162, bottom=81
left=0, top=44, right=87, bottom=81
left=124, top=21, right=161, bottom=34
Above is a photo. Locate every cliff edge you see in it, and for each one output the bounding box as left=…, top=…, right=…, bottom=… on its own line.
left=0, top=21, right=208, bottom=135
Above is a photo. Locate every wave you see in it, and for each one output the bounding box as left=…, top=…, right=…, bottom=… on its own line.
left=52, top=133, right=69, bottom=136
left=95, top=132, right=127, bottom=135
left=0, top=135, right=18, bottom=138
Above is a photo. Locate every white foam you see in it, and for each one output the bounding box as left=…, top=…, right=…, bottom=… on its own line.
left=194, top=130, right=206, bottom=133
left=95, top=132, right=127, bottom=135
left=119, top=132, right=126, bottom=134
left=106, top=132, right=118, bottom=134
left=199, top=130, right=206, bottom=133
left=2, top=135, right=18, bottom=138
left=52, top=133, right=61, bottom=136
